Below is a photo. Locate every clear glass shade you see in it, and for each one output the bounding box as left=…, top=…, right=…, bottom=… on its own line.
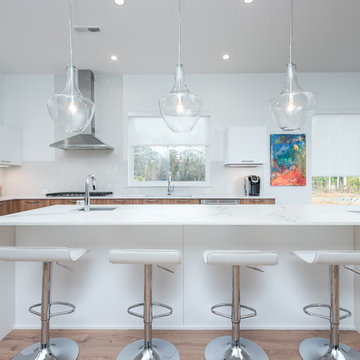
left=270, top=63, right=317, bottom=131
left=159, top=65, right=202, bottom=133
left=47, top=65, right=95, bottom=134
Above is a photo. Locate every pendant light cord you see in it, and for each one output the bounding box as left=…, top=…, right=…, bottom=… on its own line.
left=289, top=0, right=293, bottom=65
left=177, top=0, right=182, bottom=65
left=68, top=0, right=74, bottom=68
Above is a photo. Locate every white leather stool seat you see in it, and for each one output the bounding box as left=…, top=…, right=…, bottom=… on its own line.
left=0, top=246, right=88, bottom=262
left=109, top=249, right=181, bottom=265
left=203, top=250, right=279, bottom=266
left=292, top=250, right=360, bottom=265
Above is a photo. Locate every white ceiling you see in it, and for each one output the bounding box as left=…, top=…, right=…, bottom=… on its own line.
left=0, top=0, right=359, bottom=74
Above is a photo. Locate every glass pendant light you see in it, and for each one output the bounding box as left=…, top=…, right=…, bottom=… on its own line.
left=159, top=0, right=202, bottom=133
left=47, top=0, right=95, bottom=134
left=270, top=0, right=317, bottom=131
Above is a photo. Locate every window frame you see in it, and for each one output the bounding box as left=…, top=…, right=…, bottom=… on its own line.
left=311, top=109, right=360, bottom=209
left=127, top=113, right=211, bottom=187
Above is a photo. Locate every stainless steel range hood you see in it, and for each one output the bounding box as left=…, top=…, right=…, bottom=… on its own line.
left=50, top=70, right=114, bottom=150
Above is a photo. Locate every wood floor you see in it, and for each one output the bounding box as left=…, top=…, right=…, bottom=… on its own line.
left=1, top=329, right=360, bottom=359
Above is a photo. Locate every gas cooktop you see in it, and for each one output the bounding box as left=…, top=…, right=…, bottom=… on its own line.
left=46, top=192, right=113, bottom=197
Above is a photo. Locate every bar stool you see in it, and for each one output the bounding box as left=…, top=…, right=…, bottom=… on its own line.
left=203, top=250, right=279, bottom=360
left=292, top=250, right=360, bottom=360
left=0, top=246, right=88, bottom=360
left=109, top=249, right=181, bottom=360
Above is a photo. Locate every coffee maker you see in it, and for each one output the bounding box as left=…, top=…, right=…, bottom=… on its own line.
left=244, top=175, right=261, bottom=196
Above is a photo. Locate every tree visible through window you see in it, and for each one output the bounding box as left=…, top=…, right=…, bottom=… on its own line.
left=312, top=176, right=360, bottom=205
left=133, top=145, right=206, bottom=182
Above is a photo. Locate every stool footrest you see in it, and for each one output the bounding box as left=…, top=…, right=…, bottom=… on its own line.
left=211, top=303, right=257, bottom=320
left=303, top=303, right=351, bottom=321
left=29, top=301, right=76, bottom=318
left=127, top=302, right=173, bottom=320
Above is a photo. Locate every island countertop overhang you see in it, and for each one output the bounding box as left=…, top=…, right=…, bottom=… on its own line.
left=0, top=204, right=359, bottom=226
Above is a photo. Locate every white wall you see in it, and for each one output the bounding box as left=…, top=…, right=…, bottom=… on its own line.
left=3, top=72, right=360, bottom=204
left=0, top=73, right=4, bottom=125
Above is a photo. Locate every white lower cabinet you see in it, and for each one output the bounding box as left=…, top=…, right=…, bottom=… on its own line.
left=0, top=125, right=21, bottom=166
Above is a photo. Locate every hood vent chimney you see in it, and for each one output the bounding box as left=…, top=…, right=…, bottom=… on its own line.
left=50, top=70, right=114, bottom=150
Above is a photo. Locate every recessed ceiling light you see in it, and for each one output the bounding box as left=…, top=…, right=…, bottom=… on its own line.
left=244, top=0, right=254, bottom=4
left=114, top=0, right=125, bottom=5
left=222, top=54, right=230, bottom=60
left=110, top=55, right=118, bottom=61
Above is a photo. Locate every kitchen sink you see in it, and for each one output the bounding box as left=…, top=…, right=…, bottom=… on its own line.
left=77, top=207, right=117, bottom=212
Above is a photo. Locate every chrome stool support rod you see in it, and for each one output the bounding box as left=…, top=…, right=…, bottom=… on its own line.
left=13, top=261, right=79, bottom=360
left=41, top=262, right=52, bottom=349
left=116, top=263, right=180, bottom=360
left=144, top=264, right=152, bottom=350
left=204, top=265, right=269, bottom=360
left=299, top=264, right=360, bottom=360
left=330, top=265, right=340, bottom=349
left=232, top=265, right=241, bottom=346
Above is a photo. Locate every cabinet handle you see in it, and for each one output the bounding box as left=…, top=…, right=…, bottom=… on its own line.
left=66, top=200, right=77, bottom=204
left=113, top=200, right=127, bottom=204
left=241, top=160, right=255, bottom=162
left=1, top=160, right=10, bottom=163
left=0, top=203, right=5, bottom=207
left=175, top=200, right=187, bottom=204
left=144, top=200, right=160, bottom=204
left=24, top=200, right=40, bottom=204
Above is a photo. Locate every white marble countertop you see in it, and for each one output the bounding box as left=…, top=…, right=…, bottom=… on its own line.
left=0, top=204, right=359, bottom=226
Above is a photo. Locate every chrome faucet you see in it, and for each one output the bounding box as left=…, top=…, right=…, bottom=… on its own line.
left=84, top=174, right=96, bottom=212
left=167, top=171, right=174, bottom=196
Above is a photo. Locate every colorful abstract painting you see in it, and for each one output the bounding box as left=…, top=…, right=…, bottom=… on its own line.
left=270, top=134, right=306, bottom=186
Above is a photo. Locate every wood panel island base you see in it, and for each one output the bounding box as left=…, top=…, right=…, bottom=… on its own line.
left=1, top=204, right=360, bottom=357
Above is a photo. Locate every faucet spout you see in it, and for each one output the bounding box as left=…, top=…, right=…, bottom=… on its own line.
left=84, top=174, right=96, bottom=212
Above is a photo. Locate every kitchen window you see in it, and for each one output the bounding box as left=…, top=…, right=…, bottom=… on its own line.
left=128, top=115, right=210, bottom=186
left=312, top=114, right=360, bottom=205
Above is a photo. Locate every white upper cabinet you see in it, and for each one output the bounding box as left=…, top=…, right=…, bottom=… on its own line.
left=0, top=125, right=22, bottom=166
left=224, top=127, right=268, bottom=166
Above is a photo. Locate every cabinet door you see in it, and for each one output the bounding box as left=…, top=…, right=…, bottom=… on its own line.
left=240, top=198, right=275, bottom=205
left=0, top=125, right=22, bottom=166
left=18, top=200, right=50, bottom=212
left=163, top=199, right=200, bottom=204
left=7, top=200, right=16, bottom=214
left=0, top=201, right=9, bottom=216
left=224, top=127, right=267, bottom=165
left=50, top=199, right=78, bottom=205
left=108, top=199, right=138, bottom=205
left=140, top=199, right=164, bottom=204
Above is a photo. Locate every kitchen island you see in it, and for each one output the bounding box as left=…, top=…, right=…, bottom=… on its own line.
left=0, top=204, right=360, bottom=341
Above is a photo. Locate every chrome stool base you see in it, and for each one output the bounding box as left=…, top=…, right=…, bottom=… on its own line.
left=116, top=339, right=180, bottom=360
left=204, top=336, right=269, bottom=360
left=299, top=338, right=360, bottom=360
left=13, top=338, right=79, bottom=360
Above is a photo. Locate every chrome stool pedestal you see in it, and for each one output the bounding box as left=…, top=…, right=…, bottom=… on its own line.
left=117, top=338, right=178, bottom=360
left=109, top=249, right=181, bottom=360
left=203, top=250, right=278, bottom=360
left=204, top=265, right=268, bottom=360
left=14, top=262, right=79, bottom=360
left=298, top=265, right=360, bottom=360
left=13, top=338, right=79, bottom=360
